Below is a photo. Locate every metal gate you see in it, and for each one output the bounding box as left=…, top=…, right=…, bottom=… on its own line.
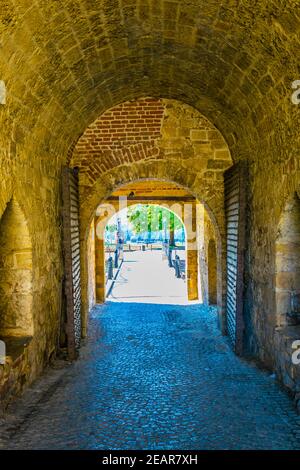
left=224, top=163, right=247, bottom=355
left=62, top=167, right=82, bottom=359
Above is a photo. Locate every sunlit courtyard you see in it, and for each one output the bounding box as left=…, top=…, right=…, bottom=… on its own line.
left=108, top=250, right=192, bottom=305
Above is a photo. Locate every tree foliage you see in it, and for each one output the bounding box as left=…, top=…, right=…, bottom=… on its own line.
left=127, top=204, right=183, bottom=235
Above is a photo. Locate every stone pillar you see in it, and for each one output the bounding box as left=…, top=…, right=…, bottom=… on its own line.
left=94, top=217, right=105, bottom=303
left=187, top=249, right=198, bottom=300
left=186, top=201, right=199, bottom=301
left=208, top=239, right=217, bottom=304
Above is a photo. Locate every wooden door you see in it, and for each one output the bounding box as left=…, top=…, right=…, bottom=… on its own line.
left=62, top=168, right=82, bottom=359
left=224, top=163, right=247, bottom=355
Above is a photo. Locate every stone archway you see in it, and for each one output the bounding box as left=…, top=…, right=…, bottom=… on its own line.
left=81, top=175, right=225, bottom=335
left=92, top=183, right=198, bottom=305
left=69, top=97, right=233, bottom=336
left=95, top=199, right=190, bottom=304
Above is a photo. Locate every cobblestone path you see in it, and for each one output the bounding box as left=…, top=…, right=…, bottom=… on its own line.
left=2, top=302, right=300, bottom=450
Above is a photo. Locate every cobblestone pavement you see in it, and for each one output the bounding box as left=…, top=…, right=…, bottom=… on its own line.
left=1, top=302, right=300, bottom=450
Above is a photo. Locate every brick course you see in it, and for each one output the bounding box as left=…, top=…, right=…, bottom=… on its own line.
left=70, top=97, right=232, bottom=202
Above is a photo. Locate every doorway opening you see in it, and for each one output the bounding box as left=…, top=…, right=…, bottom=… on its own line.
left=86, top=180, right=222, bottom=310
left=103, top=203, right=188, bottom=304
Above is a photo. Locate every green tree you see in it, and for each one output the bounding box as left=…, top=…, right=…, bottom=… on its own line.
left=127, top=204, right=183, bottom=241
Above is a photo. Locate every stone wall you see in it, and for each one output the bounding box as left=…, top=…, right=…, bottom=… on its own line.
left=274, top=325, right=300, bottom=403
left=243, top=157, right=300, bottom=371
left=0, top=155, right=63, bottom=404
left=208, top=240, right=218, bottom=305
left=275, top=194, right=300, bottom=328
left=87, top=219, right=96, bottom=312
left=198, top=207, right=219, bottom=307
left=269, top=192, right=300, bottom=395
left=0, top=119, right=63, bottom=404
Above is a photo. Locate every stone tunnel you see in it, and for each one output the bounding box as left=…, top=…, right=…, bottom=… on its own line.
left=0, top=0, right=300, bottom=451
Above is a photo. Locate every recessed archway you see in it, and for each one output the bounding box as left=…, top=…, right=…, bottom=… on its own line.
left=0, top=198, right=33, bottom=338
left=275, top=193, right=300, bottom=327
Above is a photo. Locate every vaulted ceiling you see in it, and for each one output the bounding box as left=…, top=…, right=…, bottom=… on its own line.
left=0, top=0, right=299, bottom=164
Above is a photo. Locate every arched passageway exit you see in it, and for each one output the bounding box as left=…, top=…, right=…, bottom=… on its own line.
left=63, top=97, right=250, bottom=363
left=85, top=180, right=223, bottom=312
left=100, top=202, right=189, bottom=304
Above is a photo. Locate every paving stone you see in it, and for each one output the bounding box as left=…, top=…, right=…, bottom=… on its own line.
left=0, top=302, right=299, bottom=450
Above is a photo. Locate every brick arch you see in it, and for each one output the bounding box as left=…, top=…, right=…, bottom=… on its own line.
left=70, top=98, right=232, bottom=197
left=61, top=84, right=244, bottom=167
left=71, top=97, right=232, bottom=230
